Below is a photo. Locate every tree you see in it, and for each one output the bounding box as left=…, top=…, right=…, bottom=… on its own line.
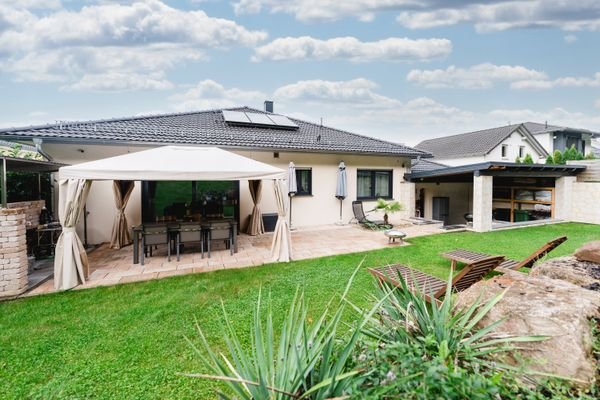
left=515, top=156, right=522, bottom=163
left=545, top=154, right=554, bottom=164
left=523, top=153, right=534, bottom=164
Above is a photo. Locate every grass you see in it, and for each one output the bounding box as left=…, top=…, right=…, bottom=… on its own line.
left=0, top=222, right=597, bottom=399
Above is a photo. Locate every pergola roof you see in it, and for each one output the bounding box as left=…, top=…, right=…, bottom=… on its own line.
left=405, top=161, right=586, bottom=183
left=0, top=156, right=64, bottom=173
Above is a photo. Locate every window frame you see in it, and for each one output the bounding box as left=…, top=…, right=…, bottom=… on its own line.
left=519, top=145, right=525, bottom=158
left=294, top=168, right=312, bottom=196
left=501, top=144, right=508, bottom=158
left=356, top=169, right=393, bottom=200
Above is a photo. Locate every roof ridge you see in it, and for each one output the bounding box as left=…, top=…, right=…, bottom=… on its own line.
left=417, top=122, right=521, bottom=146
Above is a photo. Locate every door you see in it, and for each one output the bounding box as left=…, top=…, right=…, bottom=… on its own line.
left=432, top=197, right=450, bottom=225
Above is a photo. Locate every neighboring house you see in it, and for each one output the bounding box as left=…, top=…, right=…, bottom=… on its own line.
left=415, top=123, right=549, bottom=166
left=523, top=122, right=599, bottom=156
left=0, top=103, right=429, bottom=244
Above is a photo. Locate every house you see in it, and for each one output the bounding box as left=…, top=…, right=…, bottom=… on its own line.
left=411, top=122, right=600, bottom=230
left=0, top=102, right=429, bottom=244
left=522, top=122, right=599, bottom=157
left=415, top=123, right=549, bottom=166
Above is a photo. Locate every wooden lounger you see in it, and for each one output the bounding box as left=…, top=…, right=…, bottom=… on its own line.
left=442, top=236, right=567, bottom=272
left=368, top=255, right=505, bottom=303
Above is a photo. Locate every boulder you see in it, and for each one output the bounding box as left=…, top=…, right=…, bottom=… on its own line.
left=574, top=241, right=600, bottom=264
left=456, top=270, right=600, bottom=386
left=530, top=256, right=600, bottom=291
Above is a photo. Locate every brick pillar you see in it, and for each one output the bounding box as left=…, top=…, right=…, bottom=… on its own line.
left=472, top=174, right=493, bottom=232
left=0, top=208, right=28, bottom=298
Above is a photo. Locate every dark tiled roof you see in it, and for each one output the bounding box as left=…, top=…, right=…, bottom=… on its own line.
left=410, top=158, right=448, bottom=173
left=0, top=107, right=428, bottom=158
left=524, top=121, right=600, bottom=136
left=415, top=124, right=523, bottom=159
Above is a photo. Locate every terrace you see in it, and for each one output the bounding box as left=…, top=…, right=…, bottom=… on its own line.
left=25, top=222, right=444, bottom=296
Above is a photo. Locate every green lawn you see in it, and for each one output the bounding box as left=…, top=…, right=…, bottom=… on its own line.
left=0, top=223, right=597, bottom=399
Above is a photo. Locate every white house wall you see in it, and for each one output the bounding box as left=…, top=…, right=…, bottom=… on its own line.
left=434, top=156, right=484, bottom=166
left=42, top=142, right=412, bottom=244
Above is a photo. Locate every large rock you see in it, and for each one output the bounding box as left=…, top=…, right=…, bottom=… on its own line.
left=530, top=256, right=600, bottom=291
left=574, top=241, right=600, bottom=264
left=456, top=270, right=600, bottom=386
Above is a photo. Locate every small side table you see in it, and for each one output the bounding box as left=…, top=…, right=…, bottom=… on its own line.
left=384, top=229, right=406, bottom=244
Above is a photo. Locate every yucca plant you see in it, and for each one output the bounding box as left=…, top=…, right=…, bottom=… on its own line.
left=354, top=273, right=547, bottom=371
left=185, top=267, right=375, bottom=399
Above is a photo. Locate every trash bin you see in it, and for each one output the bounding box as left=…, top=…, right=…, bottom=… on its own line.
left=514, top=210, right=529, bottom=222
left=262, top=213, right=278, bottom=232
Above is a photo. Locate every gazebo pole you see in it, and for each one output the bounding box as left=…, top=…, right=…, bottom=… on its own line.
left=1, top=158, right=6, bottom=208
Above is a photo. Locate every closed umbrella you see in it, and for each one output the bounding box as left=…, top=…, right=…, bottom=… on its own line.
left=335, top=161, right=347, bottom=224
left=287, top=161, right=297, bottom=229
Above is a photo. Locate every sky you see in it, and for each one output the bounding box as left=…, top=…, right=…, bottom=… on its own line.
left=1, top=0, right=599, bottom=146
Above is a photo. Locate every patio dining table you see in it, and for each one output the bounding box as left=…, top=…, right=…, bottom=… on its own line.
left=131, top=219, right=238, bottom=264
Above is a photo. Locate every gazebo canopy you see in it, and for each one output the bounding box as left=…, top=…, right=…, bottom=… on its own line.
left=58, top=146, right=284, bottom=181
left=54, top=146, right=291, bottom=292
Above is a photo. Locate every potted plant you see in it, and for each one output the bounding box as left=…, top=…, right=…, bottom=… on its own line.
left=372, top=198, right=403, bottom=225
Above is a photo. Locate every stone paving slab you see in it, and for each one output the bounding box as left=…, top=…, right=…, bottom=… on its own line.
left=20, top=222, right=443, bottom=297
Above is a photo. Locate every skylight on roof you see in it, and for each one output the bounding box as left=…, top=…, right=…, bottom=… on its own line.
left=222, top=110, right=298, bottom=130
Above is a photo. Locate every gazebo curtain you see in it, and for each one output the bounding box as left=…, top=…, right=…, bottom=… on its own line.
left=271, top=179, right=293, bottom=262
left=246, top=179, right=264, bottom=235
left=54, top=179, right=92, bottom=290
left=110, top=180, right=135, bottom=249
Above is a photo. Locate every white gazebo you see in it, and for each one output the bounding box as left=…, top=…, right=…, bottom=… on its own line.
left=54, top=146, right=292, bottom=290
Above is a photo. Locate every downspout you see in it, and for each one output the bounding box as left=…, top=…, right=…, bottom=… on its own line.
left=32, top=138, right=53, bottom=161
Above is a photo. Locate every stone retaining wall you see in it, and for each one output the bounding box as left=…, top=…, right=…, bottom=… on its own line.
left=7, top=200, right=45, bottom=229
left=0, top=208, right=28, bottom=298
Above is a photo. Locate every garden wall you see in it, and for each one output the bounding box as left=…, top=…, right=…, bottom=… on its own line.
left=0, top=208, right=28, bottom=298
left=7, top=200, right=45, bottom=229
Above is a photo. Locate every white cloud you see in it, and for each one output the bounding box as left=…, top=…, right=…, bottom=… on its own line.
left=65, top=72, right=174, bottom=92
left=564, top=34, right=578, bottom=44
left=397, top=1, right=600, bottom=32
left=0, top=0, right=266, bottom=91
left=233, top=1, right=600, bottom=32
left=253, top=36, right=451, bottom=62
left=168, top=79, right=267, bottom=111
left=407, top=63, right=547, bottom=89
left=166, top=77, right=600, bottom=143
left=274, top=78, right=400, bottom=107
left=510, top=72, right=600, bottom=90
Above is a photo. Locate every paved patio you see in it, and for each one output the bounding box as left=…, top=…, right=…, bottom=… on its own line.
left=24, top=222, right=443, bottom=297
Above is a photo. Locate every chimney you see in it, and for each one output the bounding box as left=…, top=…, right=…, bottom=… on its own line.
left=264, top=100, right=274, bottom=113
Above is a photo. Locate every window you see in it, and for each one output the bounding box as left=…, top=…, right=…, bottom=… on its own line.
left=519, top=146, right=525, bottom=158
left=295, top=168, right=312, bottom=196
left=357, top=169, right=393, bottom=200
left=501, top=144, right=508, bottom=158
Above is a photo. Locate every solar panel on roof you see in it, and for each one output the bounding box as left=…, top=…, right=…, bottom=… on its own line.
left=222, top=110, right=251, bottom=124
left=246, top=113, right=277, bottom=126
left=266, top=114, right=298, bottom=128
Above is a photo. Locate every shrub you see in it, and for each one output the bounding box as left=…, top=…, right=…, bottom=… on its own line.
left=523, top=153, right=535, bottom=164
left=186, top=269, right=368, bottom=399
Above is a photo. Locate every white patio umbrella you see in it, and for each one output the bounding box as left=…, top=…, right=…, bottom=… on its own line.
left=287, top=161, right=297, bottom=229
left=335, top=161, right=347, bottom=224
